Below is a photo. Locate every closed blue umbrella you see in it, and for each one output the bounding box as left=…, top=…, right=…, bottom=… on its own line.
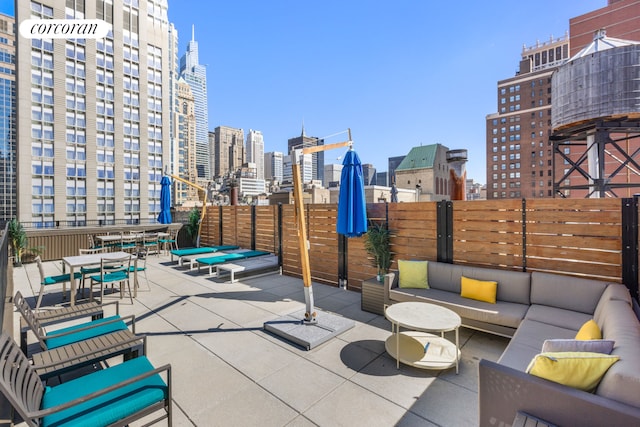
left=157, top=176, right=172, bottom=224
left=337, top=149, right=367, bottom=237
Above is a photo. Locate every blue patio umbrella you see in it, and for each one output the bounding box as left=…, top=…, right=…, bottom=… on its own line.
left=157, top=176, right=172, bottom=224
left=337, top=149, right=368, bottom=237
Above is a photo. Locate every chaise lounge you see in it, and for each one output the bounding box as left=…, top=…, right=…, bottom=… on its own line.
left=194, top=250, right=271, bottom=276
left=170, top=245, right=240, bottom=267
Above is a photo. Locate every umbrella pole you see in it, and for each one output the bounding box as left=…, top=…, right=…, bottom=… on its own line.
left=292, top=163, right=316, bottom=323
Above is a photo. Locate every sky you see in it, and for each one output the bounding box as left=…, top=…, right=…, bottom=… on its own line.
left=169, top=0, right=605, bottom=183
left=1, top=0, right=607, bottom=184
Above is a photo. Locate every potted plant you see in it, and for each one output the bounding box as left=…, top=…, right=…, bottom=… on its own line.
left=185, top=208, right=201, bottom=247
left=364, top=223, right=392, bottom=281
left=7, top=219, right=41, bottom=266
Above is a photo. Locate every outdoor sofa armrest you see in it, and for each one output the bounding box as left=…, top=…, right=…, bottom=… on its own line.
left=478, top=359, right=640, bottom=427
left=383, top=271, right=397, bottom=307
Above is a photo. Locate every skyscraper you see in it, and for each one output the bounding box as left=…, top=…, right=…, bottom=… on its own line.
left=176, top=77, right=198, bottom=204
left=213, top=126, right=244, bottom=178
left=486, top=34, right=570, bottom=199
left=246, top=129, right=264, bottom=180
left=179, top=26, right=209, bottom=179
left=15, top=0, right=171, bottom=226
left=0, top=11, right=15, bottom=224
left=264, top=151, right=283, bottom=182
left=287, top=126, right=324, bottom=183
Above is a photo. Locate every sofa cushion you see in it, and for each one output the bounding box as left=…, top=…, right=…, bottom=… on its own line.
left=460, top=276, right=497, bottom=304
left=526, top=351, right=619, bottom=392
left=595, top=299, right=640, bottom=408
left=530, top=272, right=607, bottom=314
left=594, top=284, right=632, bottom=324
left=395, top=287, right=528, bottom=329
left=426, top=262, right=531, bottom=305
left=427, top=262, right=465, bottom=293
left=541, top=339, right=614, bottom=354
left=462, top=266, right=531, bottom=305
left=575, top=319, right=602, bottom=340
left=525, top=304, right=593, bottom=331
left=499, top=318, right=577, bottom=370
left=398, top=260, right=428, bottom=289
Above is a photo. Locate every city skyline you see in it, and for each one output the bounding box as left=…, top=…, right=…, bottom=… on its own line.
left=168, top=0, right=604, bottom=183
left=0, top=1, right=608, bottom=184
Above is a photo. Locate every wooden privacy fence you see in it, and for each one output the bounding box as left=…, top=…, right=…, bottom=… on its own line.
left=199, top=198, right=639, bottom=298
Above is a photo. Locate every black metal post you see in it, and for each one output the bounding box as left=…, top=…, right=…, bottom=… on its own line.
left=277, top=203, right=283, bottom=269
left=251, top=205, right=257, bottom=250
left=338, top=234, right=347, bottom=288
left=218, top=206, right=223, bottom=246
left=522, top=198, right=527, bottom=272
left=436, top=201, right=453, bottom=263
left=621, top=197, right=639, bottom=301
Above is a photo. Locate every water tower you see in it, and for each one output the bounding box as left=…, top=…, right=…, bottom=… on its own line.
left=551, top=30, right=640, bottom=198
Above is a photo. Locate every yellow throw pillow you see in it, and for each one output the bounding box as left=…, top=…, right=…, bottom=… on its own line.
left=575, top=319, right=602, bottom=340
left=460, top=276, right=497, bottom=304
left=398, top=260, right=428, bottom=289
left=526, top=351, right=619, bottom=391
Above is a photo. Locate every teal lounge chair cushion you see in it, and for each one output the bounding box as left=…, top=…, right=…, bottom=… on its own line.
left=171, top=247, right=216, bottom=257
left=211, top=245, right=241, bottom=251
left=196, top=253, right=245, bottom=266
left=41, top=356, right=167, bottom=427
left=44, top=315, right=127, bottom=349
left=237, top=250, right=269, bottom=258
left=43, top=272, right=82, bottom=286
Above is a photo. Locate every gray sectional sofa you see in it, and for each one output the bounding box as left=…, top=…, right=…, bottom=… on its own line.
left=383, top=261, right=640, bottom=426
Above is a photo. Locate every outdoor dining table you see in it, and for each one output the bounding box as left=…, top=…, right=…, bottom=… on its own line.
left=62, top=251, right=138, bottom=306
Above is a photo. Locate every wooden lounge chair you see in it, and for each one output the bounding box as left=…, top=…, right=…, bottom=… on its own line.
left=14, top=291, right=109, bottom=354
left=15, top=291, right=136, bottom=353
left=170, top=245, right=239, bottom=267
left=15, top=292, right=145, bottom=381
left=0, top=332, right=172, bottom=427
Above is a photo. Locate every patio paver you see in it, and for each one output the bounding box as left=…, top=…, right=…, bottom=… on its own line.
left=10, top=255, right=509, bottom=427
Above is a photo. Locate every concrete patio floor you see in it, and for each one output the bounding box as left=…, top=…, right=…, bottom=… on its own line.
left=10, top=254, right=509, bottom=426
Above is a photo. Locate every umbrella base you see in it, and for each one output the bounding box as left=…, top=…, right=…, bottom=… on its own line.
left=264, top=309, right=355, bottom=350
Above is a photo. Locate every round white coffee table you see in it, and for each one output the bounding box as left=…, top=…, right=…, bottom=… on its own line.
left=385, top=301, right=461, bottom=373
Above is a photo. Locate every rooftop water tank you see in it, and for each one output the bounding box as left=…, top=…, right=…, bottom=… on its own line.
left=552, top=30, right=640, bottom=130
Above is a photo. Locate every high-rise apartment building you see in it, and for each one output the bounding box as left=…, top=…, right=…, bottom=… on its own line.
left=361, top=163, right=376, bottom=186
left=282, top=150, right=312, bottom=184
left=324, top=164, right=342, bottom=188
left=264, top=151, right=283, bottom=182
left=16, top=0, right=171, bottom=226
left=213, top=126, right=244, bottom=178
left=175, top=77, right=198, bottom=204
left=0, top=11, right=15, bottom=224
left=246, top=129, right=264, bottom=180
left=486, top=35, right=570, bottom=199
left=570, top=0, right=640, bottom=56
left=179, top=26, right=209, bottom=179
left=287, top=126, right=324, bottom=183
